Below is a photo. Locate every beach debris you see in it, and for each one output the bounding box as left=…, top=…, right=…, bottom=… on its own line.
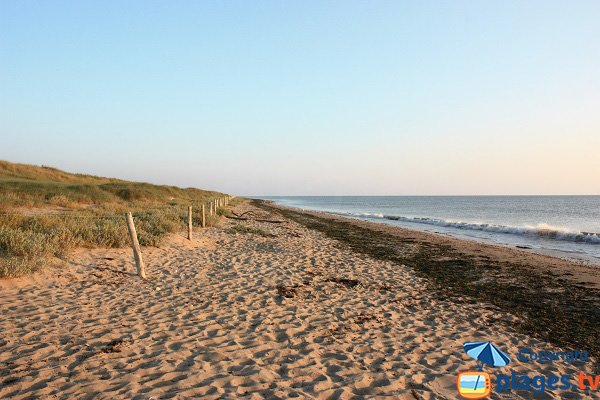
left=324, top=277, right=361, bottom=289
left=327, top=323, right=350, bottom=339
left=516, top=245, right=532, bottom=249
left=226, top=210, right=287, bottom=224
left=276, top=284, right=299, bottom=298
left=226, top=215, right=286, bottom=223
left=99, top=338, right=132, bottom=354
left=354, top=312, right=382, bottom=324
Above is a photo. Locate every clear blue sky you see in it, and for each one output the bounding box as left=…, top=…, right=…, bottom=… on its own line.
left=1, top=1, right=599, bottom=195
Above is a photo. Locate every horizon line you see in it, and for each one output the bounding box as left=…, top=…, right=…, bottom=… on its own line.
left=246, top=194, right=600, bottom=197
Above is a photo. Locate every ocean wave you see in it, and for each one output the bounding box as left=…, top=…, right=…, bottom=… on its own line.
left=331, top=211, right=600, bottom=245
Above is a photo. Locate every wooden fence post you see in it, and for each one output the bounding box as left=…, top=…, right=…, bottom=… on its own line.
left=201, top=204, right=206, bottom=228
left=187, top=206, right=193, bottom=240
left=125, top=212, right=146, bottom=279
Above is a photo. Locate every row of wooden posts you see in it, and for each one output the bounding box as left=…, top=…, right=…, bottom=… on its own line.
left=125, top=195, right=233, bottom=279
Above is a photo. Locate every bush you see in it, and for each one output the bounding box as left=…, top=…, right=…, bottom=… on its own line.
left=0, top=256, right=43, bottom=278
left=0, top=226, right=54, bottom=258
left=226, top=224, right=271, bottom=237
left=133, top=210, right=179, bottom=246
left=216, top=207, right=229, bottom=216
left=0, top=159, right=235, bottom=277
left=204, top=213, right=222, bottom=228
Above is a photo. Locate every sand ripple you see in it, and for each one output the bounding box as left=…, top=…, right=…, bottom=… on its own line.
left=0, top=204, right=597, bottom=399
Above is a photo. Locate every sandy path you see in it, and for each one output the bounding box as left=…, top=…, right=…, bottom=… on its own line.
left=0, top=203, right=597, bottom=399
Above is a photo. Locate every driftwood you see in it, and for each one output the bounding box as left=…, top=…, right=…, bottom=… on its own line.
left=225, top=215, right=286, bottom=224
left=226, top=215, right=249, bottom=221
left=232, top=210, right=260, bottom=218
left=228, top=209, right=286, bottom=223
left=256, top=218, right=286, bottom=224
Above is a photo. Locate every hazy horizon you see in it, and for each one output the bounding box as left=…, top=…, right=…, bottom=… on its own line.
left=2, top=1, right=599, bottom=196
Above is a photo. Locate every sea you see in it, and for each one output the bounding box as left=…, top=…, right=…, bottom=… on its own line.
left=259, top=196, right=600, bottom=262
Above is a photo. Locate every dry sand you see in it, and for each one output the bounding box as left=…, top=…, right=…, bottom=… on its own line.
left=1, top=202, right=598, bottom=399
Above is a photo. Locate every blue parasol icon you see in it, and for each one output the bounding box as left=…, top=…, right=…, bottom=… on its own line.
left=463, top=341, right=511, bottom=370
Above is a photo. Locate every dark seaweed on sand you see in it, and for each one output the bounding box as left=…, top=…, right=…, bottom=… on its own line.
left=255, top=200, right=600, bottom=361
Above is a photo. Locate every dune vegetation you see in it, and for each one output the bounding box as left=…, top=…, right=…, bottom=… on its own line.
left=0, top=160, right=234, bottom=278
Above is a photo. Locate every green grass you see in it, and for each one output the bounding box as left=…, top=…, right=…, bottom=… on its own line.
left=0, top=160, right=234, bottom=278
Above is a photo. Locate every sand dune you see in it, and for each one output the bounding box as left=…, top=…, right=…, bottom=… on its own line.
left=0, top=203, right=597, bottom=399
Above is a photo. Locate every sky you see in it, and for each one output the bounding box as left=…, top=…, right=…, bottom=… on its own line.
left=1, top=1, right=599, bottom=196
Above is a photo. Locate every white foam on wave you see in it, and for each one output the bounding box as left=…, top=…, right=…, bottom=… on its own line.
left=331, top=212, right=600, bottom=245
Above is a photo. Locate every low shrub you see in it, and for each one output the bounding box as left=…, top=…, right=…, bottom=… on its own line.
left=226, top=224, right=271, bottom=237
left=0, top=161, right=236, bottom=278
left=0, top=256, right=44, bottom=279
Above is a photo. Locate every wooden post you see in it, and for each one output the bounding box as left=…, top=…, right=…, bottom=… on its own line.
left=187, top=206, right=193, bottom=240
left=209, top=202, right=213, bottom=216
left=125, top=212, right=146, bottom=279
left=201, top=204, right=206, bottom=228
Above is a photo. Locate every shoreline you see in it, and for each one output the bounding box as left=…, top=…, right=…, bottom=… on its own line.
left=342, top=214, right=600, bottom=266
left=258, top=201, right=600, bottom=279
left=254, top=199, right=600, bottom=360
left=259, top=199, right=600, bottom=267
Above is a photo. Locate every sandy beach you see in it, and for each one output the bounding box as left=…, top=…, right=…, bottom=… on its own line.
left=1, top=201, right=598, bottom=399
left=4, top=1, right=599, bottom=398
